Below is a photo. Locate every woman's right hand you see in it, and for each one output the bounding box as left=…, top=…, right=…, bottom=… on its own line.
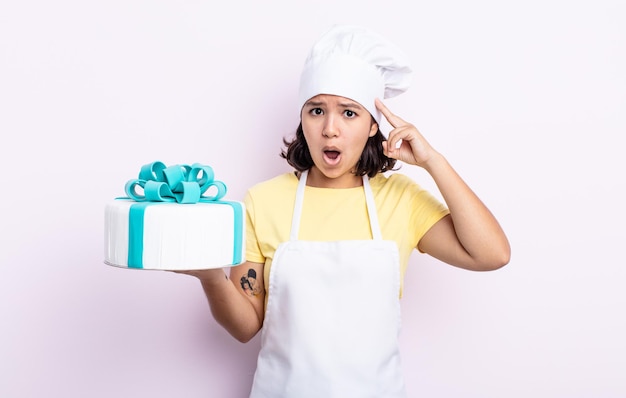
left=173, top=268, right=227, bottom=284
left=173, top=262, right=266, bottom=343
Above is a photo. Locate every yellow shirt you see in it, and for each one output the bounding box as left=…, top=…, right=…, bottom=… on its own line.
left=243, top=172, right=449, bottom=298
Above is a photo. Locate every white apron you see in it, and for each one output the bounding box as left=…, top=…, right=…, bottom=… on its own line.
left=249, top=170, right=406, bottom=398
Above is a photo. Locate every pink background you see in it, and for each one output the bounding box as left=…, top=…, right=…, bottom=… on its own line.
left=1, top=1, right=625, bottom=397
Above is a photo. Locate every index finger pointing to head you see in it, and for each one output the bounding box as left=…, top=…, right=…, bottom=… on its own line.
left=375, top=98, right=406, bottom=128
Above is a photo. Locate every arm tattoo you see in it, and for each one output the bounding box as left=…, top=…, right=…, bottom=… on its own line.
left=240, top=268, right=262, bottom=296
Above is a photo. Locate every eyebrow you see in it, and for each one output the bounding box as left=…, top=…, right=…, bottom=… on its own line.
left=304, top=100, right=364, bottom=110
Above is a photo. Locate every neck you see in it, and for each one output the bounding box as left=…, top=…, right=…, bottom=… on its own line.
left=304, top=168, right=364, bottom=188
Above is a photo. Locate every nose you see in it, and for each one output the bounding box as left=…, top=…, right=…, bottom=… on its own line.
left=322, top=115, right=339, bottom=138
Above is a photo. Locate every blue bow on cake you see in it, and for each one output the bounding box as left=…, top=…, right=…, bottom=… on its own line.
left=125, top=161, right=227, bottom=203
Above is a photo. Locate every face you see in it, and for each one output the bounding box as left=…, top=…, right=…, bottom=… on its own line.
left=301, top=94, right=378, bottom=188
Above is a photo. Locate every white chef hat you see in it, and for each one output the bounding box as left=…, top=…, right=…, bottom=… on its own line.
left=298, top=25, right=413, bottom=124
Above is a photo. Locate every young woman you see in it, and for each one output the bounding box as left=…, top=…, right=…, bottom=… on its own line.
left=183, top=25, right=510, bottom=397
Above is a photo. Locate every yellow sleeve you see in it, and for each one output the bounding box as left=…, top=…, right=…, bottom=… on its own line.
left=408, top=186, right=449, bottom=252
left=243, top=190, right=266, bottom=264
left=377, top=173, right=449, bottom=251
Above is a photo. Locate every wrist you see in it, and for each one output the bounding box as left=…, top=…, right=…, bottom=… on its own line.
left=422, top=151, right=447, bottom=173
left=193, top=268, right=228, bottom=286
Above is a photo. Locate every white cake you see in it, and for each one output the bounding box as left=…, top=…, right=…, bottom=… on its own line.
left=104, top=161, right=246, bottom=271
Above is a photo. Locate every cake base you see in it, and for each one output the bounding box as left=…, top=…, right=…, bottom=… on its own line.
left=104, top=199, right=245, bottom=270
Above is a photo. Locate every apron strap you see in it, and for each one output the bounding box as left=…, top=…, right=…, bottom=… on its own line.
left=289, top=170, right=308, bottom=241
left=289, top=169, right=383, bottom=241
left=363, top=175, right=383, bottom=241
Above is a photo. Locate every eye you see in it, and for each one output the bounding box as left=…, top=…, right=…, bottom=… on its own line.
left=344, top=109, right=357, bottom=118
left=309, top=107, right=323, bottom=116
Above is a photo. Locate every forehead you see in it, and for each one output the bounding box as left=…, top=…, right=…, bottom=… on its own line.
left=304, top=94, right=365, bottom=109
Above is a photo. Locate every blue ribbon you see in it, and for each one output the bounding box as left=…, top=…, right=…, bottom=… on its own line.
left=121, top=161, right=243, bottom=269
left=124, top=161, right=227, bottom=203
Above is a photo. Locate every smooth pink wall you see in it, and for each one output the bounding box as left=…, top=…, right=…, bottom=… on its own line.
left=1, top=1, right=625, bottom=397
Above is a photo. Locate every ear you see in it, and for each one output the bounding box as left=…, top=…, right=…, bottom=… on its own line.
left=369, top=121, right=378, bottom=137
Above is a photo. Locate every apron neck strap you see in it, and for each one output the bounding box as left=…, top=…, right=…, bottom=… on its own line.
left=363, top=174, right=383, bottom=241
left=289, top=170, right=308, bottom=240
left=289, top=170, right=383, bottom=241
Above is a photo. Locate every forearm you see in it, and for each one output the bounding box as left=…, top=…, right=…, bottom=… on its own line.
left=196, top=268, right=263, bottom=343
left=424, top=152, right=511, bottom=268
left=375, top=99, right=510, bottom=269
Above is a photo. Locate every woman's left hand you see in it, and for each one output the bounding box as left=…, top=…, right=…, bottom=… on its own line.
left=376, top=98, right=438, bottom=169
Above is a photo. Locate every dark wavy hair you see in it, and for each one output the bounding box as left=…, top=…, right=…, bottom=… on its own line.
left=280, top=122, right=398, bottom=178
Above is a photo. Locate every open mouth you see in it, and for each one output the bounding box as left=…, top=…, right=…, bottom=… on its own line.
left=324, top=150, right=340, bottom=160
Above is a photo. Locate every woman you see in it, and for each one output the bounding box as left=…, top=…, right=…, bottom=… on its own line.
left=184, top=25, right=510, bottom=397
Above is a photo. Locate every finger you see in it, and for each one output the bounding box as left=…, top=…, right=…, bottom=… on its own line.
left=382, top=140, right=390, bottom=157
left=387, top=125, right=411, bottom=145
left=382, top=140, right=399, bottom=159
left=375, top=98, right=408, bottom=128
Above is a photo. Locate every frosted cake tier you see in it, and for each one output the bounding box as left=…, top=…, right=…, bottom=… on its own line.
left=105, top=199, right=245, bottom=270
